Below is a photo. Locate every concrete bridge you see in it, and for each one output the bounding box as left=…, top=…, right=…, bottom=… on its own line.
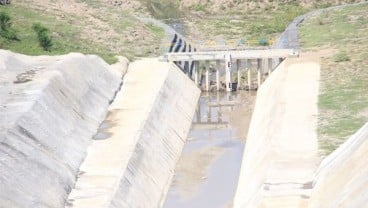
left=162, top=48, right=298, bottom=92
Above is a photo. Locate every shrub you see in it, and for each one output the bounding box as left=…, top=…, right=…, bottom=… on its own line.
left=32, top=23, right=52, bottom=51
left=258, top=38, right=269, bottom=46
left=333, top=51, right=351, bottom=62
left=0, top=12, right=19, bottom=40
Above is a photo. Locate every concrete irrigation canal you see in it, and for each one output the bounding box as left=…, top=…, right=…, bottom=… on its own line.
left=2, top=2, right=368, bottom=207
left=2, top=46, right=368, bottom=208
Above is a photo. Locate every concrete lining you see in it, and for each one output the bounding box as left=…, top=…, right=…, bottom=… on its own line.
left=309, top=122, right=368, bottom=207
left=67, top=58, right=200, bottom=207
left=233, top=58, right=320, bottom=207
left=0, top=50, right=122, bottom=208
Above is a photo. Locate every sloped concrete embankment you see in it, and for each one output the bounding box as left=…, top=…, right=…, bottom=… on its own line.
left=67, top=59, right=200, bottom=207
left=308, top=122, right=368, bottom=207
left=0, top=50, right=122, bottom=208
left=233, top=59, right=320, bottom=208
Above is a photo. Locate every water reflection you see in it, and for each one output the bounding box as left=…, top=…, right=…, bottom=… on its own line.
left=193, top=93, right=239, bottom=130
left=164, top=91, right=256, bottom=208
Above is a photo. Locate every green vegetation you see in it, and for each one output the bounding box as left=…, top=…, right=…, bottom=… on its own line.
left=0, top=12, right=18, bottom=41
left=32, top=23, right=53, bottom=51
left=142, top=0, right=182, bottom=19
left=299, top=3, right=368, bottom=155
left=0, top=2, right=164, bottom=63
left=187, top=3, right=308, bottom=47
left=0, top=5, right=116, bottom=63
left=258, top=38, right=269, bottom=46
left=333, top=51, right=350, bottom=62
left=0, top=0, right=364, bottom=65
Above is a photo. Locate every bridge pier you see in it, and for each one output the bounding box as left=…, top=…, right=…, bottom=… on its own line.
left=268, top=58, right=273, bottom=75
left=247, top=59, right=252, bottom=90
left=225, top=54, right=232, bottom=92
left=216, top=60, right=220, bottom=91
left=194, top=61, right=199, bottom=86
left=257, top=58, right=262, bottom=89
left=237, top=59, right=241, bottom=90
left=205, top=60, right=210, bottom=91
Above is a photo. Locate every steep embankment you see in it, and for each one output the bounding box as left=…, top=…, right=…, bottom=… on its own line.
left=0, top=50, right=122, bottom=207
left=233, top=58, right=321, bottom=207
left=67, top=59, right=200, bottom=208
left=308, top=122, right=368, bottom=207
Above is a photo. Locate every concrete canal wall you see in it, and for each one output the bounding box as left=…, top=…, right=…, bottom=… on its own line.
left=0, top=50, right=122, bottom=208
left=1, top=50, right=199, bottom=208
left=233, top=55, right=368, bottom=208
left=67, top=58, right=200, bottom=208
left=308, top=122, right=368, bottom=208
left=233, top=58, right=320, bottom=207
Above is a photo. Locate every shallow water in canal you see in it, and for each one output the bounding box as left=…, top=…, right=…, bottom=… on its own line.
left=163, top=91, right=256, bottom=208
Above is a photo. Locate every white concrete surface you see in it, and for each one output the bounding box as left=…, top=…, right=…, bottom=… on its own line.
left=164, top=49, right=296, bottom=62
left=67, top=58, right=200, bottom=208
left=0, top=50, right=122, bottom=208
left=233, top=58, right=321, bottom=208
left=308, top=122, right=368, bottom=208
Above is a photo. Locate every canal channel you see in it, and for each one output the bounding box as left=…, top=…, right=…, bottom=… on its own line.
left=164, top=91, right=256, bottom=208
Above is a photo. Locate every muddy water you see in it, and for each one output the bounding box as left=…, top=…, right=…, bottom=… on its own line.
left=163, top=91, right=256, bottom=208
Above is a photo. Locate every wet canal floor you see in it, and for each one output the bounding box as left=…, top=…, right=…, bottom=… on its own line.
left=164, top=91, right=256, bottom=208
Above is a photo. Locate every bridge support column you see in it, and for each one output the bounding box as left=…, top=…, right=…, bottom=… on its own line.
left=216, top=60, right=220, bottom=91
left=268, top=58, right=273, bottom=75
left=257, top=58, right=262, bottom=89
left=205, top=60, right=210, bottom=91
left=247, top=59, right=252, bottom=90
left=237, top=59, right=241, bottom=90
left=225, top=54, right=232, bottom=92
left=188, top=60, right=192, bottom=78
left=194, top=61, right=199, bottom=86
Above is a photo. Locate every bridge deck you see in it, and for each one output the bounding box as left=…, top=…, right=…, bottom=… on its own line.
left=163, top=49, right=298, bottom=62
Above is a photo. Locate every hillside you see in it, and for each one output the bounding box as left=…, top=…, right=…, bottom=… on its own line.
left=140, top=0, right=366, bottom=47
left=299, top=3, right=368, bottom=155
left=1, top=0, right=365, bottom=63
left=0, top=0, right=164, bottom=63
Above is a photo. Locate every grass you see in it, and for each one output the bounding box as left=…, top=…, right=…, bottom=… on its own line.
left=333, top=51, right=351, bottom=62
left=299, top=3, right=368, bottom=155
left=0, top=2, right=165, bottom=64
left=141, top=0, right=182, bottom=20
left=0, top=4, right=116, bottom=63
left=186, top=4, right=308, bottom=47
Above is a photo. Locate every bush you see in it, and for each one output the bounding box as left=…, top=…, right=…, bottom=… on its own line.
left=0, top=12, right=19, bottom=41
left=333, top=51, right=351, bottom=62
left=258, top=38, right=269, bottom=46
left=32, top=23, right=52, bottom=51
